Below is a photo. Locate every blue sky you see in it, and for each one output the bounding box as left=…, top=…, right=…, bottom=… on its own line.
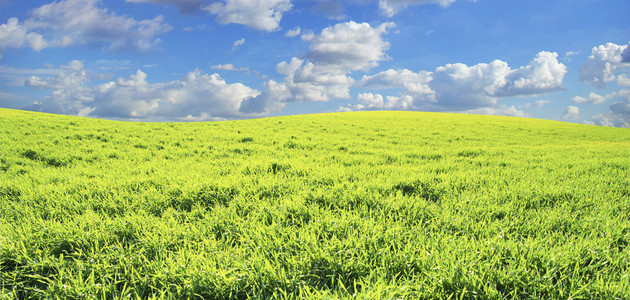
left=0, top=0, right=628, bottom=126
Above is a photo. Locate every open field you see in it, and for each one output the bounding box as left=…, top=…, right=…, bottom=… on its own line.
left=1, top=108, right=629, bottom=299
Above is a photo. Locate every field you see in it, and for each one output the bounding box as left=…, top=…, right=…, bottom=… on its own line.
left=0, top=108, right=629, bottom=299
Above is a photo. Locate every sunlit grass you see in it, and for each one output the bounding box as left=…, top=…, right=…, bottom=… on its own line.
left=1, top=108, right=629, bottom=298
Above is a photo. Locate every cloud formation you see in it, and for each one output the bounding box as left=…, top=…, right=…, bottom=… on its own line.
left=25, top=61, right=263, bottom=120
left=0, top=0, right=172, bottom=58
left=579, top=42, right=630, bottom=88
left=561, top=106, right=579, bottom=120
left=0, top=18, right=47, bottom=58
left=203, top=0, right=292, bottom=31
left=276, top=21, right=395, bottom=102
left=572, top=92, right=606, bottom=104
left=343, top=50, right=566, bottom=113
left=582, top=89, right=630, bottom=127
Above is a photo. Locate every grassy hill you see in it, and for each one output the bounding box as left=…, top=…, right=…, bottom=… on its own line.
left=1, top=108, right=629, bottom=299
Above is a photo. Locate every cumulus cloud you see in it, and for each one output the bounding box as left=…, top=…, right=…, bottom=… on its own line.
left=239, top=79, right=290, bottom=114
left=285, top=27, right=301, bottom=37
left=342, top=92, right=413, bottom=111
left=573, top=89, right=630, bottom=127
left=276, top=21, right=395, bottom=102
left=462, top=105, right=526, bottom=117
left=426, top=51, right=565, bottom=109
left=561, top=106, right=579, bottom=120
left=617, top=74, right=630, bottom=86
left=203, top=0, right=292, bottom=31
left=24, top=60, right=274, bottom=120
left=493, top=51, right=566, bottom=96
left=578, top=42, right=630, bottom=88
left=32, top=0, right=172, bottom=52
left=342, top=51, right=566, bottom=113
left=302, top=21, right=395, bottom=72
left=379, top=0, right=457, bottom=17
left=0, top=0, right=172, bottom=57
left=0, top=18, right=48, bottom=58
left=572, top=92, right=606, bottom=104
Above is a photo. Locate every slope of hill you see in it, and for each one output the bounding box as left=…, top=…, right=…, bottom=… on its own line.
left=1, top=108, right=629, bottom=298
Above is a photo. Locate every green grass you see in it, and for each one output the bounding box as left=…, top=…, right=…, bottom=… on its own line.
left=1, top=108, right=629, bottom=299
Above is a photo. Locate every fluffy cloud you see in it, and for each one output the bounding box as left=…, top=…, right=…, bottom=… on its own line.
left=578, top=42, right=630, bottom=88
left=25, top=61, right=270, bottom=120
left=561, top=106, right=579, bottom=120
left=276, top=21, right=395, bottom=102
left=0, top=18, right=48, bottom=58
left=428, top=51, right=564, bottom=109
left=342, top=92, right=413, bottom=111
left=0, top=0, right=172, bottom=56
left=285, top=27, right=301, bottom=37
left=617, top=74, right=630, bottom=86
left=239, top=79, right=290, bottom=114
left=303, top=21, right=395, bottom=72
left=493, top=51, right=566, bottom=96
left=343, top=51, right=566, bottom=114
left=32, top=0, right=172, bottom=52
left=572, top=92, right=606, bottom=104
left=203, top=0, right=292, bottom=31
left=462, top=105, right=526, bottom=117
left=379, top=0, right=457, bottom=17
left=574, top=89, right=630, bottom=127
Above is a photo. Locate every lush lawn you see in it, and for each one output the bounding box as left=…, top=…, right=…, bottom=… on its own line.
left=1, top=108, right=629, bottom=299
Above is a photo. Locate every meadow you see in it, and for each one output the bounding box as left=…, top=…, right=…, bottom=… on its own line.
left=0, top=108, right=629, bottom=299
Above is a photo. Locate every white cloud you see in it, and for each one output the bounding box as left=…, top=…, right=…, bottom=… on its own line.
left=571, top=92, right=606, bottom=104
left=232, top=38, right=245, bottom=51
left=24, top=60, right=271, bottom=119
left=344, top=51, right=566, bottom=114
left=575, top=89, right=630, bottom=127
left=429, top=60, right=510, bottom=109
left=617, top=73, right=630, bottom=87
left=276, top=21, right=395, bottom=102
left=561, top=106, right=579, bottom=120
left=29, top=0, right=172, bottom=52
left=379, top=0, right=457, bottom=17
left=285, top=27, right=301, bottom=37
left=357, top=68, right=432, bottom=90
left=210, top=64, right=249, bottom=72
left=302, top=21, right=395, bottom=72
left=0, top=17, right=48, bottom=58
left=340, top=93, right=414, bottom=111
left=239, top=79, right=290, bottom=114
left=578, top=42, right=630, bottom=88
left=493, top=51, right=566, bottom=96
left=203, top=0, right=292, bottom=31
left=462, top=105, right=526, bottom=117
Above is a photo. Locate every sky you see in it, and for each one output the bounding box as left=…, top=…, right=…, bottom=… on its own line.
left=0, top=0, right=629, bottom=126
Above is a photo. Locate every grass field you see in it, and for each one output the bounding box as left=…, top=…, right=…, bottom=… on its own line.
left=1, top=108, right=629, bottom=299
